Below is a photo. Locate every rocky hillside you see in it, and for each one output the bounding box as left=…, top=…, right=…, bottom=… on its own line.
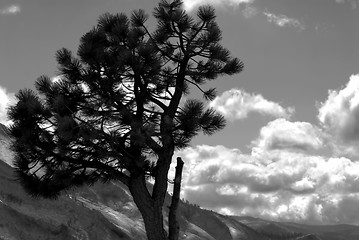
left=1, top=123, right=355, bottom=240
left=0, top=124, right=14, bottom=167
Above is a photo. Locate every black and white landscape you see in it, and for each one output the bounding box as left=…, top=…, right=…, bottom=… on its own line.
left=1, top=0, right=359, bottom=239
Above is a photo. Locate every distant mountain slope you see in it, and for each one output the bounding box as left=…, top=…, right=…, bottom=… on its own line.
left=0, top=123, right=347, bottom=240
left=234, top=216, right=359, bottom=240
left=295, top=234, right=322, bottom=240
left=280, top=222, right=359, bottom=240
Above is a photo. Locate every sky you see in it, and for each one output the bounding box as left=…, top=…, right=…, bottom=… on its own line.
left=1, top=0, right=359, bottom=225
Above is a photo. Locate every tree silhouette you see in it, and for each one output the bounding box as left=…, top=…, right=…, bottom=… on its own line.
left=8, top=1, right=243, bottom=239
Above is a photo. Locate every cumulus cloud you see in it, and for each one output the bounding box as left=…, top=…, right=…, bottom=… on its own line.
left=263, top=10, right=305, bottom=30
left=209, top=89, right=294, bottom=121
left=318, top=74, right=359, bottom=156
left=0, top=5, right=20, bottom=15
left=182, top=0, right=254, bottom=12
left=0, top=86, right=15, bottom=126
left=174, top=144, right=359, bottom=224
left=252, top=118, right=325, bottom=154
left=178, top=74, right=359, bottom=224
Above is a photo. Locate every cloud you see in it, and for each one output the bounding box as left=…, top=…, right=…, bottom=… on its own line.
left=318, top=74, right=359, bottom=156
left=252, top=118, right=325, bottom=154
left=0, top=86, right=16, bottom=126
left=263, top=10, right=305, bottom=30
left=174, top=144, right=359, bottom=224
left=182, top=0, right=307, bottom=31
left=0, top=5, right=20, bottom=15
left=182, top=0, right=254, bottom=12
left=209, top=89, right=294, bottom=121
left=241, top=5, right=258, bottom=18
left=169, top=73, right=359, bottom=225
left=335, top=0, right=357, bottom=9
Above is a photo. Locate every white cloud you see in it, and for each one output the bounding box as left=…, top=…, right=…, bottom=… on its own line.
left=263, top=11, right=305, bottom=30
left=170, top=73, right=359, bottom=224
left=318, top=74, right=359, bottom=156
left=174, top=144, right=359, bottom=224
left=252, top=118, right=325, bottom=154
left=182, top=0, right=254, bottom=12
left=335, top=0, right=357, bottom=9
left=0, top=5, right=20, bottom=15
left=0, top=86, right=15, bottom=126
left=182, top=0, right=307, bottom=30
left=241, top=5, right=258, bottom=18
left=209, top=89, right=294, bottom=121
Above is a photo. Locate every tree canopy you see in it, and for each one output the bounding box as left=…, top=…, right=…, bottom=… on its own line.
left=8, top=1, right=243, bottom=239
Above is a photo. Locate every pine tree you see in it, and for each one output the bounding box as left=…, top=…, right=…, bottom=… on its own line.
left=8, top=1, right=243, bottom=239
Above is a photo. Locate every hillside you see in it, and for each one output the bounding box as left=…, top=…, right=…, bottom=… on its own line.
left=0, top=123, right=354, bottom=240
left=0, top=158, right=270, bottom=240
left=234, top=216, right=359, bottom=240
left=0, top=124, right=14, bottom=167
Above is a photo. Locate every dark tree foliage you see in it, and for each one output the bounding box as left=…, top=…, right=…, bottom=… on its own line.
left=8, top=1, right=243, bottom=239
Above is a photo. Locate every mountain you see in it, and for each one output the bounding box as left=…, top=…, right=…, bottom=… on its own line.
left=0, top=123, right=357, bottom=240
left=234, top=216, right=359, bottom=240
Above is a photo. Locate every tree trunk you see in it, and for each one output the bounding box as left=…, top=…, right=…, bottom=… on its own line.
left=129, top=174, right=167, bottom=240
left=168, top=157, right=184, bottom=240
left=141, top=203, right=167, bottom=240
